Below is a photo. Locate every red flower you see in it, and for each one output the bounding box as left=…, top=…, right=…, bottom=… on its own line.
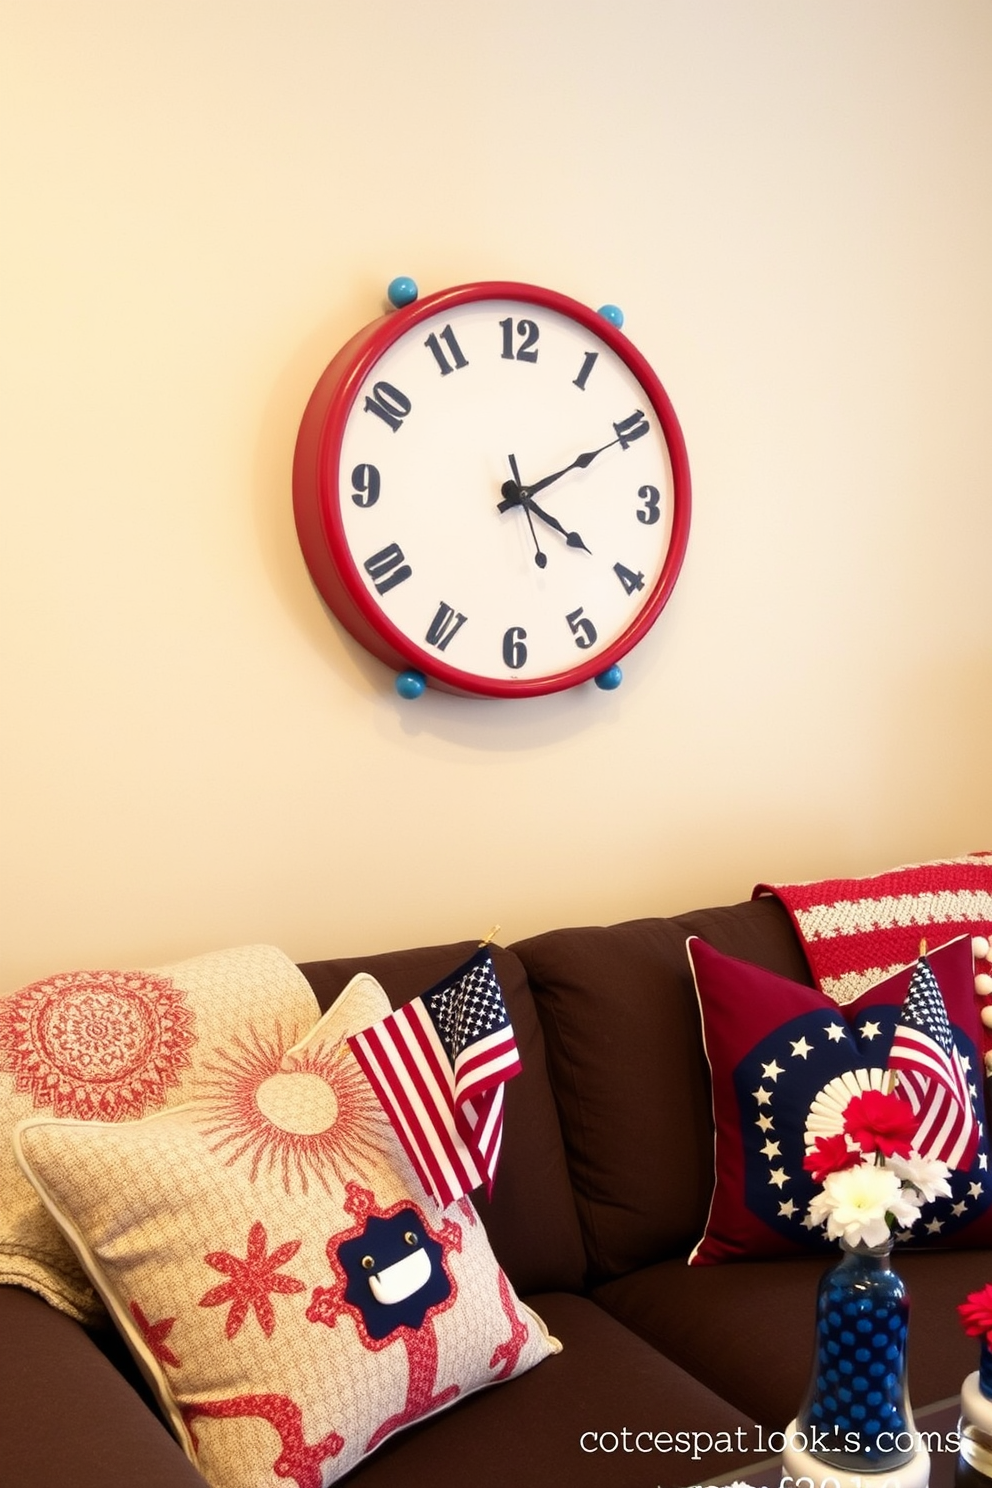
left=803, top=1132, right=861, bottom=1184
left=959, top=1284, right=992, bottom=1341
left=843, top=1088, right=919, bottom=1158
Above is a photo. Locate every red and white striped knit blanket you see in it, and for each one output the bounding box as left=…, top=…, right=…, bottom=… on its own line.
left=754, top=852, right=992, bottom=1004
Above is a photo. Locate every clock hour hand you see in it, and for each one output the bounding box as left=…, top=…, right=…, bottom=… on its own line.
left=498, top=482, right=591, bottom=553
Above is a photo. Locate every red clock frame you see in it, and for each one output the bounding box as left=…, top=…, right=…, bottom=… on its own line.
left=292, top=281, right=691, bottom=697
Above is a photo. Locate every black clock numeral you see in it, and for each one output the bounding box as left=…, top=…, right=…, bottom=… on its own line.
left=502, top=626, right=528, bottom=669
left=364, top=381, right=411, bottom=432
left=425, top=601, right=468, bottom=651
left=499, top=317, right=539, bottom=363
left=573, top=351, right=598, bottom=391
left=614, top=562, right=646, bottom=595
left=565, top=607, right=598, bottom=650
left=613, top=409, right=650, bottom=449
left=351, top=464, right=381, bottom=508
left=364, top=542, right=411, bottom=595
left=636, top=483, right=662, bottom=525
left=424, top=324, right=469, bottom=376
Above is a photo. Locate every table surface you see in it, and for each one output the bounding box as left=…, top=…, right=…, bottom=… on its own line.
left=707, top=1397, right=972, bottom=1488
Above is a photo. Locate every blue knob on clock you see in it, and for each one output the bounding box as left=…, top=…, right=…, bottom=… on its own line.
left=395, top=669, right=427, bottom=699
left=387, top=277, right=419, bottom=308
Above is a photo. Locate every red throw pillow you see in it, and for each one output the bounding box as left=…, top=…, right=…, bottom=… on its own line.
left=687, top=934, right=992, bottom=1265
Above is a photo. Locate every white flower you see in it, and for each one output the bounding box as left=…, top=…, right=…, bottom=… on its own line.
left=807, top=1161, right=906, bottom=1249
left=885, top=1148, right=953, bottom=1205
left=886, top=1179, right=926, bottom=1230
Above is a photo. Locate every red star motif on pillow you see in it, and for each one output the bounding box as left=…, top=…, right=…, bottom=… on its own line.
left=200, top=1221, right=305, bottom=1339
left=129, top=1300, right=181, bottom=1369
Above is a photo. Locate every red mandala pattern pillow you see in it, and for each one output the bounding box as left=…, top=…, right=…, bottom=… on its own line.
left=14, top=974, right=559, bottom=1488
left=0, top=945, right=320, bottom=1321
left=687, top=933, right=992, bottom=1265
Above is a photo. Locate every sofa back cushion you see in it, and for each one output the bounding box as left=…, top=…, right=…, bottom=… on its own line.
left=298, top=941, right=587, bottom=1296
left=512, top=898, right=813, bottom=1281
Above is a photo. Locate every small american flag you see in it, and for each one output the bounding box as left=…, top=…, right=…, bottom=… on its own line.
left=347, top=950, right=522, bottom=1208
left=887, top=952, right=979, bottom=1171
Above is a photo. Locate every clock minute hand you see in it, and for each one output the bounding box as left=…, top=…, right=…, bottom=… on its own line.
left=523, top=437, right=620, bottom=498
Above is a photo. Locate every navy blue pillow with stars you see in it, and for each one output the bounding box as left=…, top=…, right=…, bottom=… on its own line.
left=687, top=933, right=992, bottom=1265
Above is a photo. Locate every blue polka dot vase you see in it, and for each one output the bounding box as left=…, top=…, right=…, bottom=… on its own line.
left=796, top=1236, right=916, bottom=1472
left=959, top=1338, right=992, bottom=1477
left=980, top=1339, right=992, bottom=1400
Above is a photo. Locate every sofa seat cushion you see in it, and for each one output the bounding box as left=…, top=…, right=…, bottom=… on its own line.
left=591, top=1247, right=992, bottom=1429
left=0, top=1286, right=208, bottom=1488
left=512, top=898, right=812, bottom=1280
left=300, top=941, right=587, bottom=1296
left=333, top=1290, right=765, bottom=1488
left=0, top=1286, right=765, bottom=1488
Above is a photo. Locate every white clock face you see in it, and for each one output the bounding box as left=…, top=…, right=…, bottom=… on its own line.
left=309, top=287, right=689, bottom=696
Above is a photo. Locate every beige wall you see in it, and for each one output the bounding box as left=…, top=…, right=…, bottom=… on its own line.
left=2, top=1, right=990, bottom=993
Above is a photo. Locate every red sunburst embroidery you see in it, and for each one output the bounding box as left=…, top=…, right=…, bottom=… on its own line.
left=200, top=1220, right=306, bottom=1339
left=197, top=1025, right=387, bottom=1196
left=0, top=969, right=196, bottom=1120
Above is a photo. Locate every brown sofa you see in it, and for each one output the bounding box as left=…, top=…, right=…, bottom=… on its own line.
left=2, top=895, right=988, bottom=1488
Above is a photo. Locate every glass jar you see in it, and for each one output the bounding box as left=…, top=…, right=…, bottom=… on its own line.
left=796, top=1236, right=916, bottom=1472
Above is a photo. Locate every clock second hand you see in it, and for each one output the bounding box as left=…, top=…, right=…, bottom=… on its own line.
left=507, top=453, right=547, bottom=569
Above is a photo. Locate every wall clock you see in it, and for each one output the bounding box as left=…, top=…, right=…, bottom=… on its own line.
left=293, top=278, right=690, bottom=698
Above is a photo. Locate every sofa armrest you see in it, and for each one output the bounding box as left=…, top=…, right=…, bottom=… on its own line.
left=0, top=1286, right=206, bottom=1488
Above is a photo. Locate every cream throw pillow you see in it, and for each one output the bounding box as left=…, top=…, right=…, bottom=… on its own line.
left=1, top=944, right=320, bottom=1322
left=15, top=972, right=560, bottom=1488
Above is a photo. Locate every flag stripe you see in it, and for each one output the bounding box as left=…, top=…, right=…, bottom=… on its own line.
left=889, top=1035, right=961, bottom=1095
left=347, top=949, right=520, bottom=1207
left=349, top=1039, right=440, bottom=1200
left=917, top=1092, right=967, bottom=1169
left=887, top=953, right=978, bottom=1170
left=380, top=1005, right=485, bottom=1193
left=351, top=1011, right=482, bottom=1203
left=404, top=1006, right=489, bottom=1191
left=350, top=1020, right=466, bottom=1201
left=454, top=1030, right=522, bottom=1099
left=455, top=1087, right=500, bottom=1165
left=474, top=1087, right=503, bottom=1158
